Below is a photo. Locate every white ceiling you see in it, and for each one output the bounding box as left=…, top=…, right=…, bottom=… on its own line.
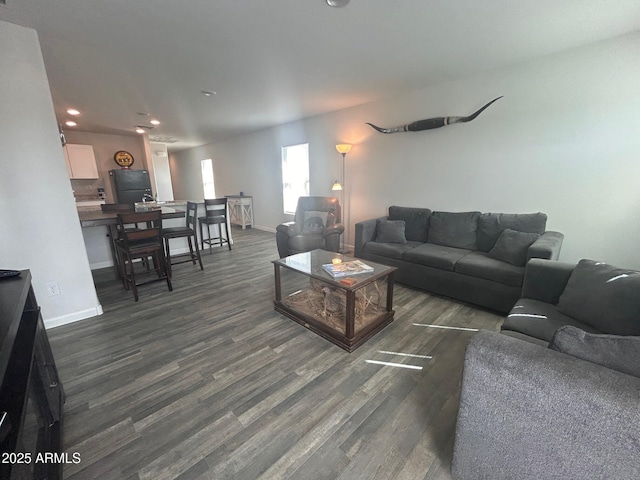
left=2, top=0, right=640, bottom=152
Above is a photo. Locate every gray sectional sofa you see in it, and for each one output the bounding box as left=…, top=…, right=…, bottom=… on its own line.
left=354, top=206, right=564, bottom=312
left=502, top=258, right=640, bottom=343
left=452, top=258, right=640, bottom=479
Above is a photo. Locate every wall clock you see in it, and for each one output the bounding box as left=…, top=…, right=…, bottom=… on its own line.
left=113, top=150, right=134, bottom=168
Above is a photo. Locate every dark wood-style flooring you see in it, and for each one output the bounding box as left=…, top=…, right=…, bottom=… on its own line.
left=47, top=228, right=502, bottom=479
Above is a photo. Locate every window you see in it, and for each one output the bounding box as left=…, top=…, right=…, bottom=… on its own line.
left=201, top=159, right=216, bottom=199
left=282, top=143, right=309, bottom=214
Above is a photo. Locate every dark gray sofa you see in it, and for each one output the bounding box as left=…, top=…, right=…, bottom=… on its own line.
left=502, top=258, right=640, bottom=343
left=452, top=258, right=640, bottom=479
left=354, top=206, right=564, bottom=312
left=451, top=330, right=640, bottom=480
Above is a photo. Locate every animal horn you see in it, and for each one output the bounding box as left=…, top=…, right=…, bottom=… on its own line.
left=446, top=96, right=503, bottom=125
left=366, top=96, right=503, bottom=134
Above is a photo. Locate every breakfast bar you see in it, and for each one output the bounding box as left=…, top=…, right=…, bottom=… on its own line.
left=78, top=205, right=186, bottom=277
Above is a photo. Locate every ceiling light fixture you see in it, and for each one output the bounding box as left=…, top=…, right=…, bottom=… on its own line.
left=65, top=121, right=77, bottom=127
left=201, top=90, right=216, bottom=97
left=67, top=108, right=80, bottom=115
left=326, top=0, right=349, bottom=7
left=135, top=128, right=145, bottom=134
left=150, top=119, right=160, bottom=125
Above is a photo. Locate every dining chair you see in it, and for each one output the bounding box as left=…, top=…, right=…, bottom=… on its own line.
left=198, top=198, right=232, bottom=254
left=116, top=210, right=172, bottom=301
left=163, top=201, right=203, bottom=275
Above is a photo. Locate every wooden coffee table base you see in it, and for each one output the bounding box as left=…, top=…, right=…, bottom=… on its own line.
left=274, top=302, right=395, bottom=352
left=272, top=250, right=397, bottom=352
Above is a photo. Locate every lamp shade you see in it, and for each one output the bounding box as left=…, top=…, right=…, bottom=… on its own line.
left=331, top=181, right=343, bottom=191
left=335, top=144, right=352, bottom=154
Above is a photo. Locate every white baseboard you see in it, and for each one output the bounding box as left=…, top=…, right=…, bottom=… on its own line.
left=90, top=260, right=114, bottom=270
left=45, top=304, right=103, bottom=329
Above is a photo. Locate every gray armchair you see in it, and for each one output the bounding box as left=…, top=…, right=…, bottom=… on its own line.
left=276, top=196, right=344, bottom=258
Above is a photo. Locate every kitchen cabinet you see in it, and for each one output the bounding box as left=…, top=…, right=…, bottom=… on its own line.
left=64, top=143, right=99, bottom=179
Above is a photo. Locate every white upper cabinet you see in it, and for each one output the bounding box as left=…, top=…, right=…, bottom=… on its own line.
left=63, top=143, right=99, bottom=179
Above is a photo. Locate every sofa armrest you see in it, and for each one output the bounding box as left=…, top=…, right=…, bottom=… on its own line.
left=354, top=216, right=387, bottom=258
left=452, top=330, right=640, bottom=480
left=527, top=230, right=564, bottom=260
left=521, top=258, right=575, bottom=304
left=275, top=221, right=300, bottom=237
left=323, top=222, right=345, bottom=238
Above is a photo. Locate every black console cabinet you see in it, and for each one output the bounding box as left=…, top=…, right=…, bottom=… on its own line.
left=0, top=271, right=65, bottom=480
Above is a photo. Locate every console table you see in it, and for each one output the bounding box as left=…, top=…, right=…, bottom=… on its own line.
left=0, top=270, right=65, bottom=479
left=226, top=195, right=254, bottom=229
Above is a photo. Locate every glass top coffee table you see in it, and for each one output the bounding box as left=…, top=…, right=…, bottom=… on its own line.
left=272, top=249, right=398, bottom=352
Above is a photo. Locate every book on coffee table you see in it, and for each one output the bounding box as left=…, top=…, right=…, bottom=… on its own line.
left=322, top=260, right=374, bottom=278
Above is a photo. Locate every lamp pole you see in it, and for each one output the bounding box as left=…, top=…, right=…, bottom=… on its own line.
left=333, top=144, right=352, bottom=253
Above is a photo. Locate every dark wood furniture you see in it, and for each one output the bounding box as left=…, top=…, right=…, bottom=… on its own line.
left=116, top=210, right=173, bottom=301
left=78, top=206, right=185, bottom=280
left=0, top=270, right=65, bottom=479
left=199, top=198, right=232, bottom=254
left=272, top=249, right=397, bottom=352
left=163, top=201, right=203, bottom=275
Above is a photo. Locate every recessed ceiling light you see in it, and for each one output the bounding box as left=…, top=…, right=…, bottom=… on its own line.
left=326, top=0, right=349, bottom=6
left=67, top=108, right=80, bottom=115
left=65, top=121, right=77, bottom=127
left=135, top=128, right=145, bottom=134
left=150, top=119, right=160, bottom=125
left=201, top=90, right=216, bottom=97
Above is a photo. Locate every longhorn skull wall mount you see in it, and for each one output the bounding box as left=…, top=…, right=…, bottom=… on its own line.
left=366, top=96, right=503, bottom=134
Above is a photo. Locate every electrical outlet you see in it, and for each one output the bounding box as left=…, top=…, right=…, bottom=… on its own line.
left=46, top=281, right=61, bottom=296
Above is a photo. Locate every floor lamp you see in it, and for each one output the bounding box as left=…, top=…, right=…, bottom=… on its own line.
left=332, top=143, right=352, bottom=253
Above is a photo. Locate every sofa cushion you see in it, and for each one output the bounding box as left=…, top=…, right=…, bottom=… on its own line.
left=302, top=210, right=329, bottom=234
left=403, top=243, right=471, bottom=272
left=388, top=206, right=431, bottom=242
left=556, top=259, right=640, bottom=335
left=375, top=219, right=407, bottom=244
left=364, top=240, right=422, bottom=260
left=550, top=326, right=640, bottom=378
left=487, top=229, right=541, bottom=267
left=428, top=211, right=480, bottom=250
left=502, top=298, right=601, bottom=343
left=455, top=252, right=524, bottom=287
left=477, top=212, right=547, bottom=252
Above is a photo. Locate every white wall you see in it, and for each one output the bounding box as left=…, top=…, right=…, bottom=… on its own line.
left=150, top=142, right=174, bottom=201
left=0, top=21, right=102, bottom=327
left=170, top=32, right=640, bottom=269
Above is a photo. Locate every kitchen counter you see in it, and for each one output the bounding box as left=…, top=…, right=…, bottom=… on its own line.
left=78, top=205, right=185, bottom=227
left=78, top=206, right=186, bottom=272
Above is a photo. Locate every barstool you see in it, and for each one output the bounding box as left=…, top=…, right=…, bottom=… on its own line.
left=198, top=198, right=232, bottom=254
left=163, top=201, right=203, bottom=275
left=116, top=210, right=172, bottom=301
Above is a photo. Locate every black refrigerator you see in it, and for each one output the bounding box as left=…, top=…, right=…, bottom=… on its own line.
left=110, top=169, right=152, bottom=204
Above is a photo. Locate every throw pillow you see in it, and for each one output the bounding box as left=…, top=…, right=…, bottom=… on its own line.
left=302, top=210, right=329, bottom=234
left=556, top=259, right=640, bottom=336
left=487, top=229, right=540, bottom=266
left=375, top=219, right=407, bottom=244
left=477, top=212, right=547, bottom=252
left=427, top=211, right=481, bottom=250
left=550, top=326, right=640, bottom=378
left=388, top=206, right=431, bottom=242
